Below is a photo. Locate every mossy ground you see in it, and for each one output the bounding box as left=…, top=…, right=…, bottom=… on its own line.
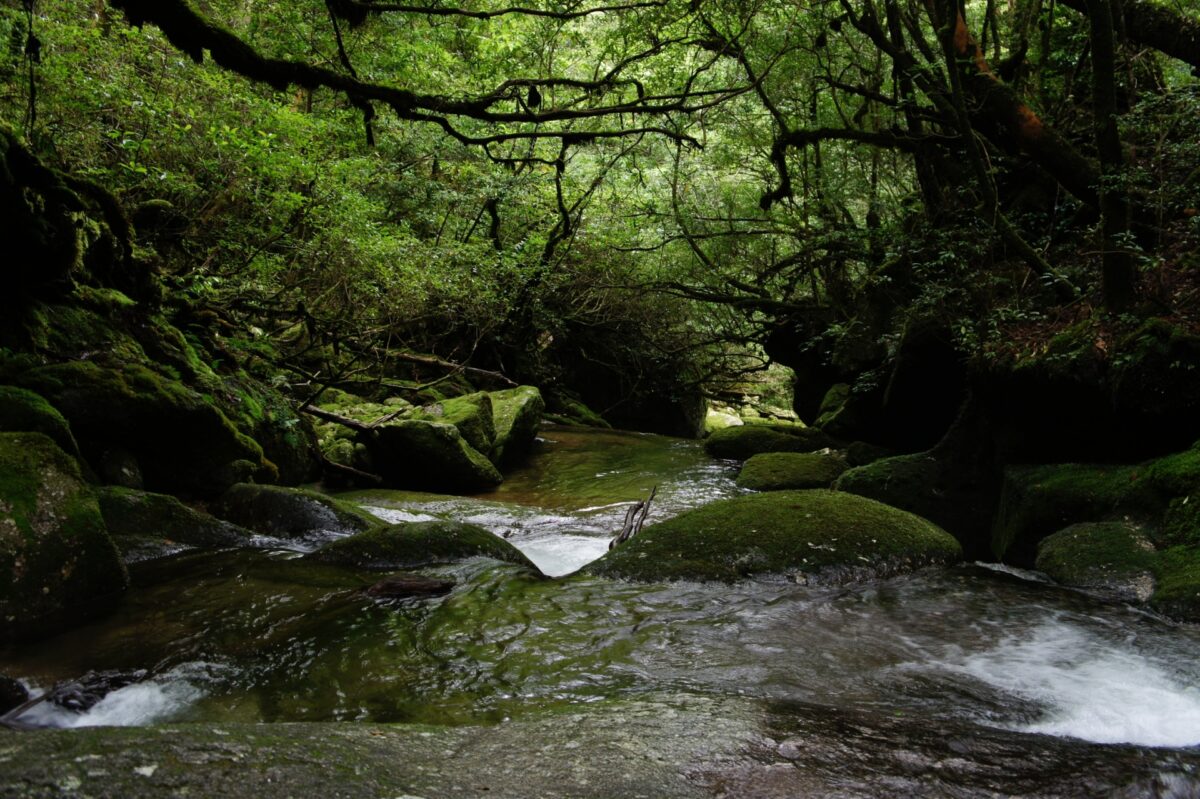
left=585, top=489, right=960, bottom=582
left=736, top=452, right=847, bottom=491
left=308, top=520, right=540, bottom=572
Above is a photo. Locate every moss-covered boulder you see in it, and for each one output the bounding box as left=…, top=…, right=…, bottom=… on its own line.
left=584, top=489, right=961, bottom=583
left=211, top=483, right=381, bottom=540
left=992, top=444, right=1200, bottom=562
left=368, top=420, right=502, bottom=492
left=0, top=385, right=79, bottom=458
left=411, top=392, right=496, bottom=455
left=489, top=385, right=545, bottom=466
left=97, top=487, right=254, bottom=563
left=16, top=361, right=266, bottom=497
left=308, top=520, right=540, bottom=572
left=1151, top=547, right=1200, bottom=621
left=1035, top=522, right=1157, bottom=603
left=703, top=425, right=838, bottom=461
left=736, top=452, right=847, bottom=491
left=0, top=433, right=127, bottom=641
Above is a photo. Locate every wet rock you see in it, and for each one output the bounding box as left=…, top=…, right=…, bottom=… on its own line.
left=308, top=520, right=540, bottom=573
left=1036, top=522, right=1157, bottom=603
left=46, top=669, right=148, bottom=713
left=367, top=420, right=502, bottom=492
left=97, top=446, right=143, bottom=489
left=211, top=483, right=381, bottom=540
left=97, top=486, right=254, bottom=563
left=363, top=573, right=456, bottom=599
left=489, top=386, right=545, bottom=466
left=736, top=451, right=847, bottom=491
left=0, top=432, right=128, bottom=642
left=703, top=425, right=839, bottom=461
left=411, top=392, right=496, bottom=455
left=585, top=489, right=961, bottom=583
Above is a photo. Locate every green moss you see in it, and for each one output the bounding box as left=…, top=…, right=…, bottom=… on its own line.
left=1158, top=495, right=1200, bottom=549
left=489, top=386, right=545, bottom=466
left=308, top=520, right=539, bottom=572
left=736, top=452, right=848, bottom=491
left=703, top=425, right=837, bottom=461
left=584, top=489, right=960, bottom=583
left=1035, top=522, right=1156, bottom=601
left=370, top=420, right=503, bottom=492
left=0, top=432, right=127, bottom=640
left=212, top=483, right=382, bottom=539
left=0, top=384, right=79, bottom=457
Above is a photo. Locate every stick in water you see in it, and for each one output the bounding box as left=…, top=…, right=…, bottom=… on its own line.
left=610, top=486, right=657, bottom=550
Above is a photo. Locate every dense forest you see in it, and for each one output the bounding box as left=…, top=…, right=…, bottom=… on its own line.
left=3, top=0, right=1200, bottom=794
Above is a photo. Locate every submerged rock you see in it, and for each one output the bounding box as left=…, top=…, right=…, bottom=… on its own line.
left=1036, top=522, right=1157, bottom=603
left=0, top=433, right=128, bottom=641
left=736, top=452, right=847, bottom=491
left=363, top=573, right=456, bottom=599
left=703, top=425, right=837, bottom=461
left=211, top=483, right=381, bottom=540
left=97, top=487, right=253, bottom=562
left=585, top=489, right=961, bottom=583
left=309, top=520, right=540, bottom=572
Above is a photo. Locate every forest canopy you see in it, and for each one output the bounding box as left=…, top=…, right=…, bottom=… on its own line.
left=3, top=0, right=1200, bottom=434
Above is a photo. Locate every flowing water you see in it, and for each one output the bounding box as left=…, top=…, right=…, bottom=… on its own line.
left=4, top=427, right=1200, bottom=795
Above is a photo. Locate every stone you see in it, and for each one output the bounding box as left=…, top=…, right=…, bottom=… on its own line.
left=211, top=483, right=381, bottom=540
left=97, top=486, right=254, bottom=562
left=367, top=420, right=502, bottom=492
left=704, top=425, right=839, bottom=461
left=1035, top=522, right=1157, bottom=603
left=0, top=433, right=128, bottom=641
left=585, top=489, right=961, bottom=583
left=308, top=520, right=540, bottom=573
left=489, top=386, right=545, bottom=466
left=736, top=452, right=848, bottom=491
left=0, top=385, right=80, bottom=458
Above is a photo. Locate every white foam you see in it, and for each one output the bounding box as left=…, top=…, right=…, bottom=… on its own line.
left=510, top=534, right=611, bottom=577
left=16, top=670, right=205, bottom=728
left=942, top=621, right=1200, bottom=747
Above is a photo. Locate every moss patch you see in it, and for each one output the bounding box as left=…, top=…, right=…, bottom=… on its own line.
left=736, top=452, right=847, bottom=491
left=703, top=425, right=838, bottom=461
left=0, top=432, right=127, bottom=641
left=1152, top=546, right=1200, bottom=621
left=308, top=520, right=540, bottom=572
left=411, top=392, right=496, bottom=454
left=584, top=489, right=960, bottom=583
left=369, top=420, right=503, bottom=492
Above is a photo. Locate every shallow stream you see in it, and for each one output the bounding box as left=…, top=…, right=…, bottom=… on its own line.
left=4, top=427, right=1200, bottom=795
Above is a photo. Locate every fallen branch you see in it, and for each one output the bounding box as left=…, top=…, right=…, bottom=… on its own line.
left=319, top=453, right=384, bottom=486
left=609, top=486, right=657, bottom=550
left=388, top=351, right=518, bottom=388
left=300, top=404, right=373, bottom=432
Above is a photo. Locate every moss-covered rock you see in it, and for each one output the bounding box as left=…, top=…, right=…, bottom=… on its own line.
left=0, top=432, right=127, bottom=641
left=211, top=483, right=382, bottom=540
left=308, top=520, right=540, bottom=572
left=16, top=361, right=266, bottom=497
left=97, top=486, right=254, bottom=562
left=489, top=385, right=545, bottom=466
left=584, top=489, right=961, bottom=583
left=1035, top=522, right=1157, bottom=603
left=736, top=452, right=847, bottom=491
left=703, top=424, right=838, bottom=461
left=368, top=420, right=503, bottom=492
left=0, top=385, right=80, bottom=458
left=1151, top=546, right=1200, bottom=621
left=411, top=392, right=496, bottom=455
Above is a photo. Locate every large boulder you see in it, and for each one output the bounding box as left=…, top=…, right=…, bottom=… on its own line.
left=584, top=489, right=961, bottom=583
left=0, top=433, right=127, bottom=641
left=1035, top=522, right=1157, bottom=603
left=97, top=486, right=254, bottom=563
left=367, top=420, right=502, bottom=492
left=703, top=425, right=838, bottom=461
left=308, top=520, right=540, bottom=572
left=0, top=385, right=79, bottom=458
left=489, top=386, right=544, bottom=466
left=736, top=452, right=847, bottom=491
left=211, top=483, right=381, bottom=540
left=16, top=361, right=266, bottom=497
left=411, top=392, right=496, bottom=455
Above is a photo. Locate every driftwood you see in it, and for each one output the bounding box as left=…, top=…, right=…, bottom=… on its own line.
left=609, top=486, right=657, bottom=550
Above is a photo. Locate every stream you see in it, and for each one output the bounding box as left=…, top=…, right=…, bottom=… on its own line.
left=4, top=427, right=1200, bottom=796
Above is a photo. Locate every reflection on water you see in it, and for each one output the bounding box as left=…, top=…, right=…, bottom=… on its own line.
left=4, top=426, right=1200, bottom=791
